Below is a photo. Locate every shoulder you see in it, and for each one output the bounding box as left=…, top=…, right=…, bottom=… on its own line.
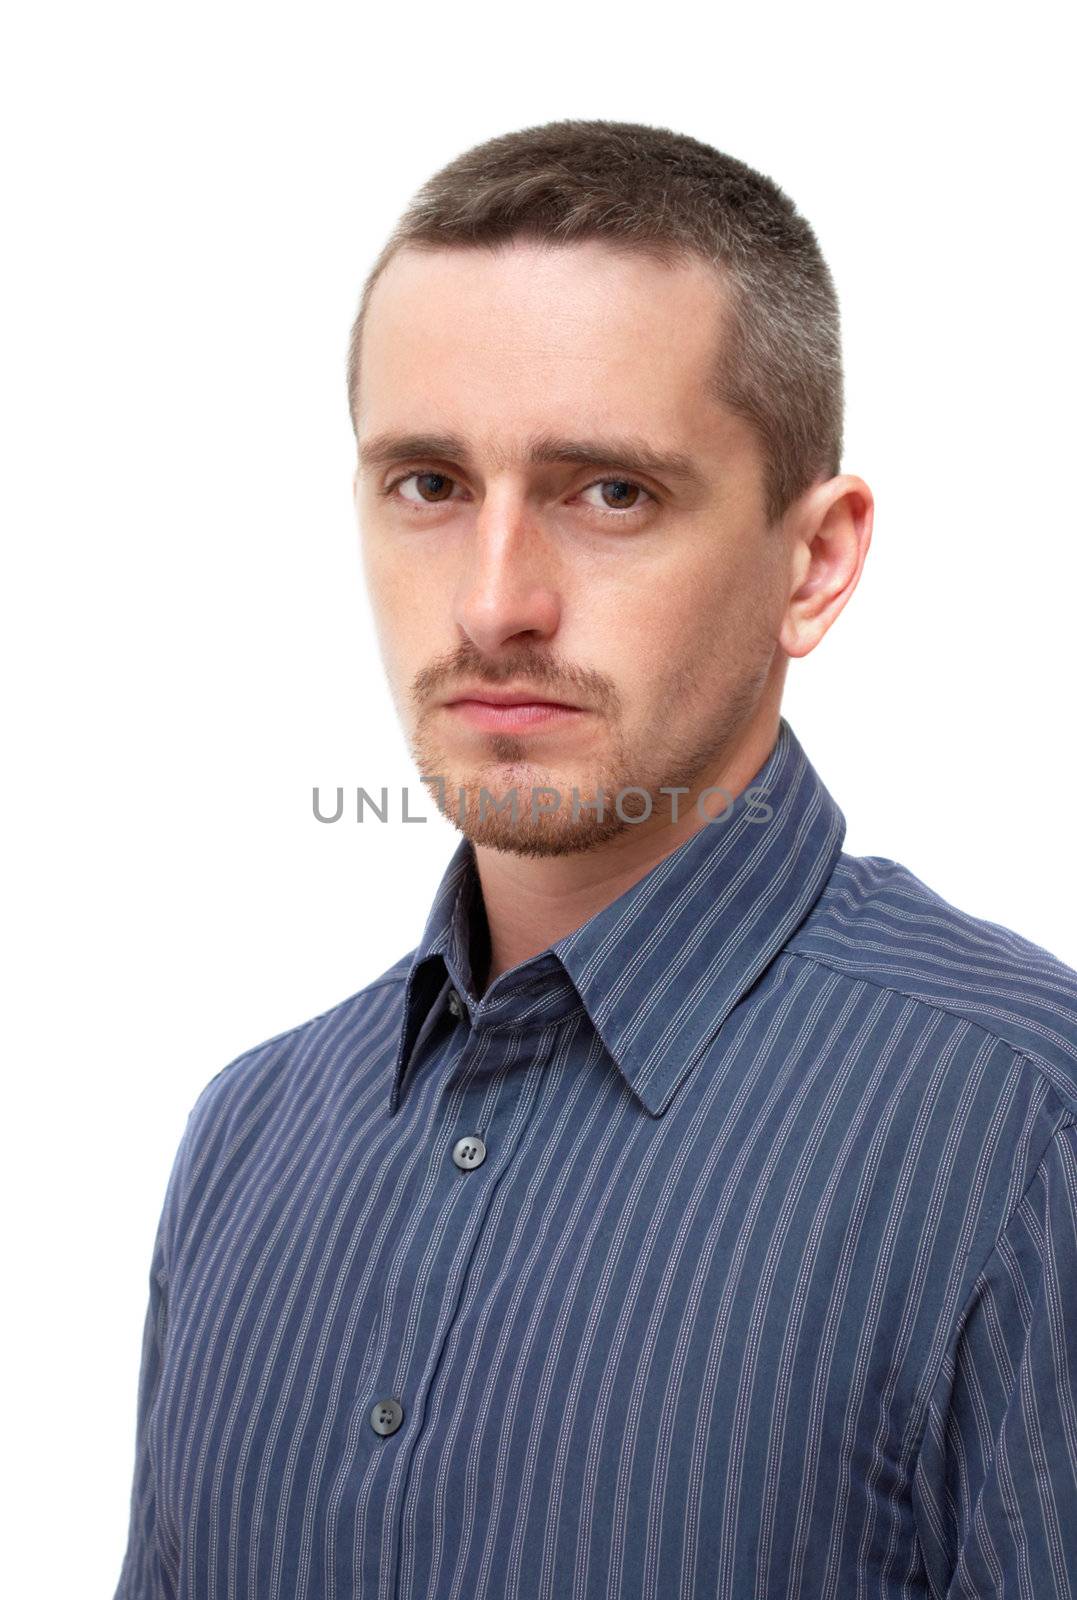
left=786, top=851, right=1077, bottom=1115
left=168, top=953, right=416, bottom=1203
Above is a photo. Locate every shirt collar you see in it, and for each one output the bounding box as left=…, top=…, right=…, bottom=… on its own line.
left=389, top=715, right=846, bottom=1119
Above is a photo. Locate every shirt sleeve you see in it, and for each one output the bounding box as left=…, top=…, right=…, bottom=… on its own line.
left=113, top=1212, right=170, bottom=1600
left=912, top=1118, right=1077, bottom=1597
left=113, top=1099, right=203, bottom=1600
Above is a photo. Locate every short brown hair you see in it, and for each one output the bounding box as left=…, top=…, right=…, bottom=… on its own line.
left=347, top=118, right=843, bottom=526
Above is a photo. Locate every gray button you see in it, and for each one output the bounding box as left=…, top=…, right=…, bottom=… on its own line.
left=446, top=988, right=465, bottom=1020
left=452, top=1134, right=487, bottom=1170
left=370, top=1397, right=403, bottom=1436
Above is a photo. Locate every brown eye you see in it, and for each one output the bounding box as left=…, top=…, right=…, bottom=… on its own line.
left=600, top=480, right=640, bottom=509
left=397, top=472, right=458, bottom=504
left=579, top=478, right=652, bottom=516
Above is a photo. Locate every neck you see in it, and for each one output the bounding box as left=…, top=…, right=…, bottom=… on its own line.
left=470, top=708, right=781, bottom=995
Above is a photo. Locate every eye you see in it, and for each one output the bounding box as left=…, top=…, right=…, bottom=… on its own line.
left=383, top=470, right=655, bottom=519
left=391, top=471, right=466, bottom=505
left=577, top=478, right=654, bottom=516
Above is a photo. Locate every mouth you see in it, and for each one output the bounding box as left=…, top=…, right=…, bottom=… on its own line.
left=441, top=687, right=589, bottom=734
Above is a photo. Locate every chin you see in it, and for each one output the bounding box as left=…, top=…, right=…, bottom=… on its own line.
left=456, top=809, right=632, bottom=858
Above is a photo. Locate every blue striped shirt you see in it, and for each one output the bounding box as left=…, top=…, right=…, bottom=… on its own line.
left=115, top=716, right=1077, bottom=1598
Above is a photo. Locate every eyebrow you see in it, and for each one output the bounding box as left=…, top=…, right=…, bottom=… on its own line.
left=356, top=429, right=707, bottom=490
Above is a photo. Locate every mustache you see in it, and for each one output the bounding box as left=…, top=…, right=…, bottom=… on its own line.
left=410, top=649, right=620, bottom=713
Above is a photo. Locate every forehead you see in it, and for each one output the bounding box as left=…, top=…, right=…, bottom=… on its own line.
left=353, top=239, right=738, bottom=458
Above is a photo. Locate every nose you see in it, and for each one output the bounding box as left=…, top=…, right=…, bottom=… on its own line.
left=452, top=483, right=561, bottom=654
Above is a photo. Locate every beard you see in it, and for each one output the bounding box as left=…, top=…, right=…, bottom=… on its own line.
left=407, top=656, right=768, bottom=860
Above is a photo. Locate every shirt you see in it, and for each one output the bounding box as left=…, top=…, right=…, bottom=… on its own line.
left=115, top=715, right=1077, bottom=1600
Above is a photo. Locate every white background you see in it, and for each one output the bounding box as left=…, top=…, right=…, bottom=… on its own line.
left=3, top=2, right=1074, bottom=1591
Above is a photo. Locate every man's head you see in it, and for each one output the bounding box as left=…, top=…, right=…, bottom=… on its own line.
left=349, top=119, right=871, bottom=856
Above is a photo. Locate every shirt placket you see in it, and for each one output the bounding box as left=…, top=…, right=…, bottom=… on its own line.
left=353, top=979, right=555, bottom=1600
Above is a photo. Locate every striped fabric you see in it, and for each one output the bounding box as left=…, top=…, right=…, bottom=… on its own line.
left=115, top=716, right=1077, bottom=1599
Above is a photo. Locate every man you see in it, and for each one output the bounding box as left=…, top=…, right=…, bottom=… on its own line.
left=115, top=119, right=1077, bottom=1599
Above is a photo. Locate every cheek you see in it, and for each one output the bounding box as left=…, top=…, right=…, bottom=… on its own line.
left=617, top=564, right=767, bottom=714
left=608, top=567, right=721, bottom=680
left=361, top=511, right=464, bottom=613
left=361, top=528, right=406, bottom=604
left=361, top=551, right=428, bottom=691
left=363, top=529, right=441, bottom=617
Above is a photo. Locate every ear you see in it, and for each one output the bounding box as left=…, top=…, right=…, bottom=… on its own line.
left=779, top=475, right=873, bottom=660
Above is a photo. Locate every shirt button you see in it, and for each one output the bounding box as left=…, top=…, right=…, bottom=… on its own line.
left=452, top=1134, right=487, bottom=1170
left=370, top=1398, right=404, bottom=1436
left=446, top=988, right=465, bottom=1020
